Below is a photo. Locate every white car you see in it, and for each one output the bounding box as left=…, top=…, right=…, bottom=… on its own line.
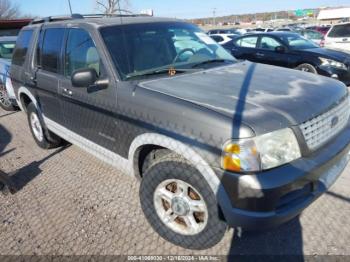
left=0, top=36, right=17, bottom=111
left=210, top=34, right=238, bottom=45
left=324, top=22, right=350, bottom=52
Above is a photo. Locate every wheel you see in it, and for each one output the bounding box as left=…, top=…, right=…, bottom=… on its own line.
left=27, top=102, right=61, bottom=149
left=140, top=153, right=227, bottom=250
left=0, top=84, right=16, bottom=111
left=295, top=63, right=317, bottom=74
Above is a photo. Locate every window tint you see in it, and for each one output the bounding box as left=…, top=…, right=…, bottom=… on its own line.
left=12, top=30, right=33, bottom=66
left=40, top=28, right=65, bottom=73
left=211, top=35, right=224, bottom=42
left=0, top=41, right=16, bottom=59
left=328, top=24, right=350, bottom=38
left=65, top=28, right=100, bottom=77
left=236, top=36, right=258, bottom=48
left=260, top=36, right=281, bottom=50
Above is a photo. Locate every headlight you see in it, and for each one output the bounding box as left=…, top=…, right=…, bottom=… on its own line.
left=222, top=128, right=301, bottom=172
left=320, top=57, right=347, bottom=70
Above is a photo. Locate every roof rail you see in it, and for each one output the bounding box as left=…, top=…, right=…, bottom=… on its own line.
left=29, top=12, right=151, bottom=25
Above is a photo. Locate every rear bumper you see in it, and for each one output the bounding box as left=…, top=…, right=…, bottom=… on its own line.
left=216, top=121, right=350, bottom=230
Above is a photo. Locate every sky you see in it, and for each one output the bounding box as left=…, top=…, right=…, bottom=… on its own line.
left=13, top=0, right=350, bottom=19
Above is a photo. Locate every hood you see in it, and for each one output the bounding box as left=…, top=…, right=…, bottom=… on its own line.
left=302, top=48, right=350, bottom=64
left=139, top=62, right=348, bottom=135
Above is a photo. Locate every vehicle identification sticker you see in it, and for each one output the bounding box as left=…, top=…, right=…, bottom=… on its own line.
left=320, top=153, right=350, bottom=189
left=195, top=32, right=217, bottom=45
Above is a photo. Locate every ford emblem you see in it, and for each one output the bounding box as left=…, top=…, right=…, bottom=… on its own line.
left=331, top=116, right=339, bottom=128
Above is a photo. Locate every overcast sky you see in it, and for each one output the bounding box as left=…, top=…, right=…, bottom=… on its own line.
left=14, top=0, right=350, bottom=18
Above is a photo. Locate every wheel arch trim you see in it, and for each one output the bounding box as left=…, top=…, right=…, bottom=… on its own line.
left=17, top=86, right=39, bottom=112
left=129, top=133, right=220, bottom=194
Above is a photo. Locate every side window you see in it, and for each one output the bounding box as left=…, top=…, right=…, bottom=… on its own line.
left=65, top=28, right=100, bottom=77
left=40, top=28, right=65, bottom=73
left=328, top=24, right=350, bottom=38
left=12, top=30, right=34, bottom=66
left=259, top=37, right=281, bottom=50
left=236, top=36, right=258, bottom=48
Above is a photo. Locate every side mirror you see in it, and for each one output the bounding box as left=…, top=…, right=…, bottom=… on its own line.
left=71, top=68, right=98, bottom=87
left=275, top=46, right=286, bottom=53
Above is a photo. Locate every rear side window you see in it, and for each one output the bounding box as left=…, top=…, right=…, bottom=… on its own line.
left=39, top=28, right=65, bottom=73
left=236, top=36, right=258, bottom=48
left=211, top=35, right=224, bottom=43
left=12, top=30, right=33, bottom=66
left=328, top=24, right=350, bottom=38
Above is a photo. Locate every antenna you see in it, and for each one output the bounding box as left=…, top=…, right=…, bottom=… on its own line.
left=67, top=0, right=73, bottom=15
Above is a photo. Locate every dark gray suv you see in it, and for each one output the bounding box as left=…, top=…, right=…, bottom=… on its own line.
left=10, top=14, right=350, bottom=250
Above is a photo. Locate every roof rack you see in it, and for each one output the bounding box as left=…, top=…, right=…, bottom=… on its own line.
left=30, top=12, right=151, bottom=24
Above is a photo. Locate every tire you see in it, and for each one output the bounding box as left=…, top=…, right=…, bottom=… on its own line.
left=140, top=153, right=227, bottom=250
left=27, top=102, right=61, bottom=149
left=295, top=63, right=317, bottom=74
left=0, top=84, right=16, bottom=111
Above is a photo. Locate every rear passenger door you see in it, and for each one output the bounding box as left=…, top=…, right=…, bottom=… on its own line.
left=35, top=27, right=66, bottom=125
left=59, top=27, right=119, bottom=152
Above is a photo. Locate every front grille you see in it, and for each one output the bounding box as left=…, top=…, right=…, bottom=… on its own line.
left=299, top=96, right=350, bottom=151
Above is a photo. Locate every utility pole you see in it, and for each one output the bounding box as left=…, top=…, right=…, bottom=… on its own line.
left=68, top=0, right=73, bottom=15
left=212, top=8, right=216, bottom=26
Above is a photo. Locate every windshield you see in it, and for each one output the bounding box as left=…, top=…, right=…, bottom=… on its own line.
left=100, top=22, right=235, bottom=80
left=279, top=34, right=319, bottom=50
left=0, top=41, right=16, bottom=59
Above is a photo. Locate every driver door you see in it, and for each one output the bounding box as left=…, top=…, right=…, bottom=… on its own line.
left=59, top=27, right=119, bottom=152
left=255, top=36, right=290, bottom=68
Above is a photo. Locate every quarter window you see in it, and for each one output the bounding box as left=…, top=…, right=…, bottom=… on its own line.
left=12, top=30, right=33, bottom=66
left=65, top=28, right=100, bottom=77
left=236, top=36, right=258, bottom=48
left=40, top=28, right=65, bottom=73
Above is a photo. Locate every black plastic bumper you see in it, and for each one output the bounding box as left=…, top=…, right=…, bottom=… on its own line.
left=216, top=122, right=350, bottom=231
left=318, top=66, right=350, bottom=86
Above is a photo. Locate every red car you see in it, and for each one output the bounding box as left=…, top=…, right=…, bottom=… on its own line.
left=307, top=26, right=331, bottom=36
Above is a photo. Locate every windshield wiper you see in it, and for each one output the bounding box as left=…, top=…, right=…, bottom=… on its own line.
left=192, top=59, right=233, bottom=68
left=126, top=68, right=197, bottom=80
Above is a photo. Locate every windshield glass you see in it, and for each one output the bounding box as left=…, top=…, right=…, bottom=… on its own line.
left=0, top=41, right=16, bottom=59
left=100, top=22, right=235, bottom=80
left=279, top=34, right=319, bottom=50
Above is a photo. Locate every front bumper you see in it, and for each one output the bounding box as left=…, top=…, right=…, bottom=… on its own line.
left=318, top=66, right=350, bottom=86
left=216, top=121, right=350, bottom=230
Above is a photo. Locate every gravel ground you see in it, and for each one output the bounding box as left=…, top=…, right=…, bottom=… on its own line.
left=0, top=107, right=350, bottom=258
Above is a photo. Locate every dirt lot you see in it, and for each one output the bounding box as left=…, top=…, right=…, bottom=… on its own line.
left=1, top=107, right=350, bottom=257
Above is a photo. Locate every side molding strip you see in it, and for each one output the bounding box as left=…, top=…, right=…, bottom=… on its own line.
left=44, top=116, right=132, bottom=175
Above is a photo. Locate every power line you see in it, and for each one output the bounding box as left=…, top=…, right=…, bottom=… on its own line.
left=67, top=0, right=73, bottom=15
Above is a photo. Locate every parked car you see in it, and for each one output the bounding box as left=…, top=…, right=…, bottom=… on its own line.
left=11, top=14, right=350, bottom=250
left=324, top=22, right=350, bottom=52
left=306, top=26, right=331, bottom=36
left=223, top=32, right=350, bottom=85
left=297, top=29, right=325, bottom=46
left=210, top=33, right=238, bottom=45
left=275, top=27, right=293, bottom=32
left=251, top=27, right=274, bottom=33
left=0, top=36, right=17, bottom=111
left=207, top=28, right=242, bottom=35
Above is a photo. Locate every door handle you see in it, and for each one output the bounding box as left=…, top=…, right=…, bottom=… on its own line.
left=63, top=88, right=73, bottom=96
left=256, top=52, right=265, bottom=57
